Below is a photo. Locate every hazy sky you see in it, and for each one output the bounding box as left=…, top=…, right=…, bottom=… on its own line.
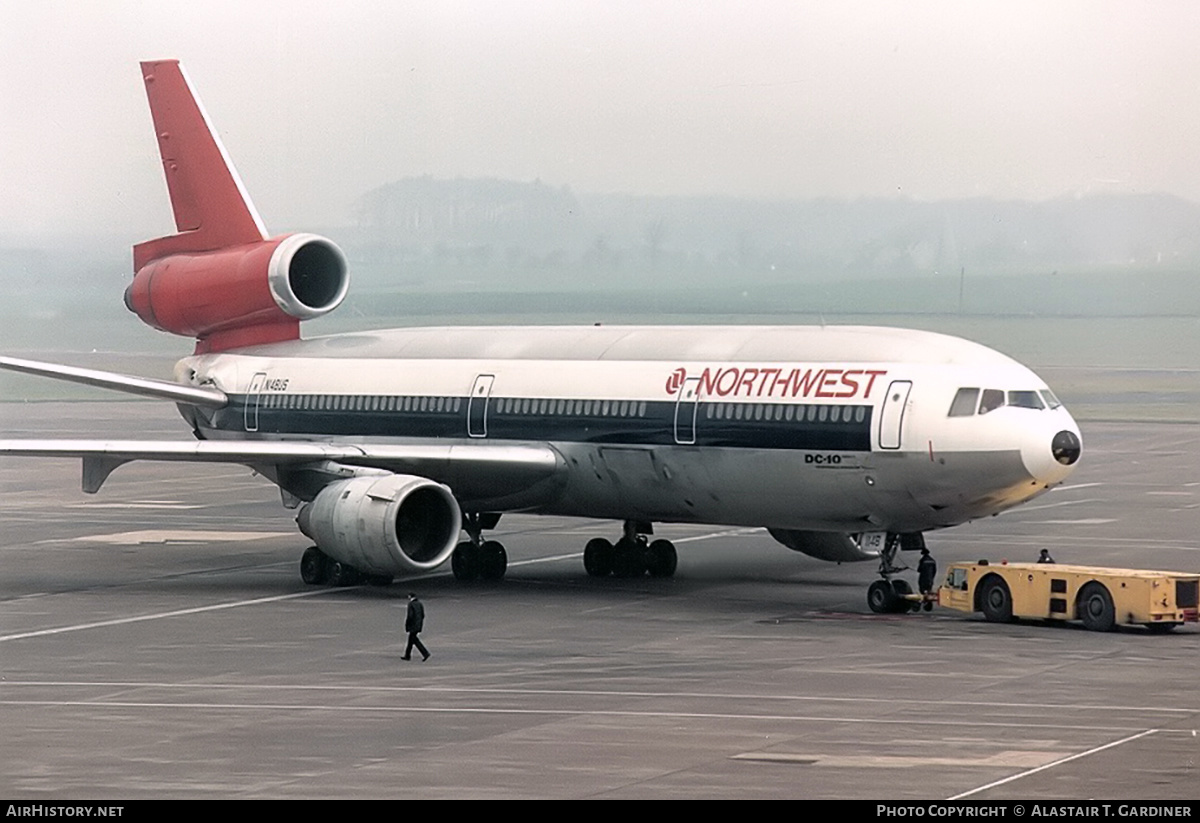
left=2, top=1, right=1199, bottom=237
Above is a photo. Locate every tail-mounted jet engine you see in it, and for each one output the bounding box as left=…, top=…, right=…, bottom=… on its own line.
left=297, top=473, right=463, bottom=577
left=767, top=529, right=879, bottom=563
left=125, top=233, right=349, bottom=352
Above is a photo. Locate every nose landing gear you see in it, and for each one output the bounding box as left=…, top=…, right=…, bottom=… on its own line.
left=865, top=533, right=930, bottom=614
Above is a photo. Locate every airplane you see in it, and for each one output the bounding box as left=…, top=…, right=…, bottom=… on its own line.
left=0, top=60, right=1083, bottom=612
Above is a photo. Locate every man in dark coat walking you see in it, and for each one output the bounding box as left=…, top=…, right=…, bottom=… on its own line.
left=402, top=592, right=430, bottom=661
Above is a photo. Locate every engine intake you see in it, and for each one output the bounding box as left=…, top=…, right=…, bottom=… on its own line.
left=296, top=474, right=462, bottom=575
left=125, top=233, right=348, bottom=352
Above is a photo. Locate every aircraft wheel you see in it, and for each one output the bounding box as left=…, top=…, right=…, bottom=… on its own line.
left=452, top=541, right=480, bottom=581
left=979, top=576, right=1014, bottom=623
left=479, top=540, right=508, bottom=581
left=583, top=538, right=614, bottom=577
left=300, top=546, right=328, bottom=585
left=612, top=537, right=647, bottom=578
left=1078, top=582, right=1116, bottom=632
left=327, top=560, right=360, bottom=587
left=867, top=579, right=896, bottom=614
left=646, top=539, right=678, bottom=578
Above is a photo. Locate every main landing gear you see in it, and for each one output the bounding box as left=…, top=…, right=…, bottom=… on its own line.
left=584, top=520, right=678, bottom=579
left=300, top=546, right=394, bottom=587
left=451, top=513, right=508, bottom=582
left=865, top=533, right=928, bottom=614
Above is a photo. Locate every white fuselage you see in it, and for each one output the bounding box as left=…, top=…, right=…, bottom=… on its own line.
left=175, top=324, right=1081, bottom=535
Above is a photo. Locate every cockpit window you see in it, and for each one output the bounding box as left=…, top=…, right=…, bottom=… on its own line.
left=1040, top=389, right=1062, bottom=410
left=978, top=389, right=1006, bottom=414
left=1007, top=390, right=1045, bottom=410
left=948, top=388, right=979, bottom=417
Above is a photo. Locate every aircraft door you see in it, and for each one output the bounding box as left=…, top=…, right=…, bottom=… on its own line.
left=467, top=374, right=494, bottom=438
left=878, top=380, right=912, bottom=450
left=673, top=377, right=701, bottom=445
left=244, top=372, right=266, bottom=432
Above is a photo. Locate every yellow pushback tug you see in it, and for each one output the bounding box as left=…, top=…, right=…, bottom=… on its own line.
left=877, top=562, right=1200, bottom=632
left=939, top=562, right=1200, bottom=632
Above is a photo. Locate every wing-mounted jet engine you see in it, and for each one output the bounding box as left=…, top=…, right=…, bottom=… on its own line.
left=296, top=473, right=463, bottom=587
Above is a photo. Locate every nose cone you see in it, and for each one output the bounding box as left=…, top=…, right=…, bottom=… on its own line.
left=1021, top=412, right=1082, bottom=488
left=1052, top=429, right=1082, bottom=466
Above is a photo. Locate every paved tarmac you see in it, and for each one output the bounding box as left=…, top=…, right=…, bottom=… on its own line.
left=0, top=401, right=1197, bottom=799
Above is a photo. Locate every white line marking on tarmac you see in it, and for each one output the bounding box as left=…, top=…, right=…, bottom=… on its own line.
left=1010, top=498, right=1100, bottom=513
left=0, top=589, right=339, bottom=643
left=1028, top=519, right=1116, bottom=525
left=509, top=552, right=581, bottom=566
left=947, top=729, right=1159, bottom=800
left=0, top=698, right=1165, bottom=734
left=65, top=503, right=205, bottom=509
left=71, top=530, right=295, bottom=544
left=674, top=527, right=761, bottom=543
left=2, top=681, right=1193, bottom=716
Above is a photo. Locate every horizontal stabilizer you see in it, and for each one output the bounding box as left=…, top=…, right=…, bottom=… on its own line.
left=0, top=356, right=228, bottom=407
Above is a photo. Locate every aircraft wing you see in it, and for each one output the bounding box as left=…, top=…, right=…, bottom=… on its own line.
left=0, top=439, right=565, bottom=504
left=0, top=357, right=564, bottom=506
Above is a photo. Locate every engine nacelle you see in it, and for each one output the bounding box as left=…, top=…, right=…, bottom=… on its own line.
left=125, top=233, right=348, bottom=352
left=768, top=529, right=878, bottom=563
left=296, top=474, right=462, bottom=576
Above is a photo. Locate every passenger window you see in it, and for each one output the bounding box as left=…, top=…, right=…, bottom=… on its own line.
left=948, top=388, right=979, bottom=417
left=1007, top=390, right=1044, bottom=410
left=978, top=389, right=1005, bottom=414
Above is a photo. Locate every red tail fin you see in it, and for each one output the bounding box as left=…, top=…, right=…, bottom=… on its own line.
left=133, top=60, right=268, bottom=271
